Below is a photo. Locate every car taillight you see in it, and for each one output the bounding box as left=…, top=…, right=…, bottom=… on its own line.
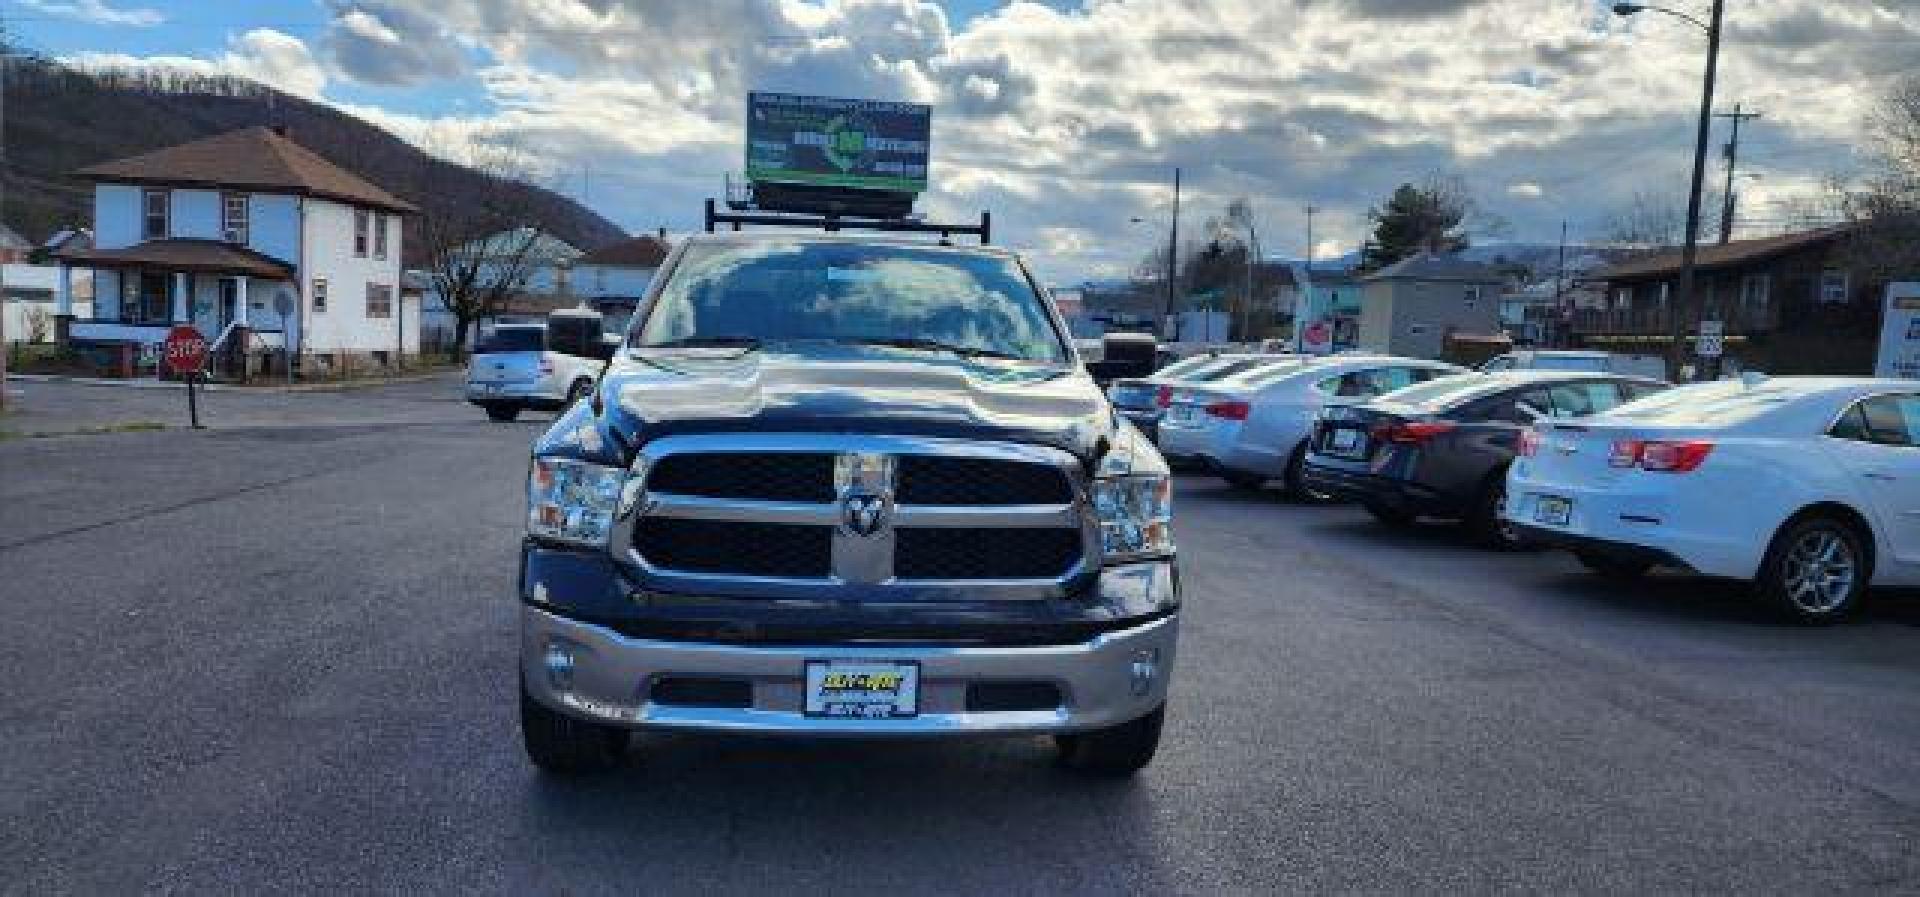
left=1205, top=400, right=1251, bottom=421
left=1518, top=428, right=1542, bottom=458
left=1610, top=439, right=1714, bottom=472
left=1156, top=386, right=1173, bottom=408
left=1377, top=420, right=1455, bottom=444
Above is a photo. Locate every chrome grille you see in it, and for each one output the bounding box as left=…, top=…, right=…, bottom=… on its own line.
left=618, top=434, right=1093, bottom=600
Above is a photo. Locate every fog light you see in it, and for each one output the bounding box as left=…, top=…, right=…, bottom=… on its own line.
left=1129, top=648, right=1159, bottom=697
left=544, top=641, right=576, bottom=691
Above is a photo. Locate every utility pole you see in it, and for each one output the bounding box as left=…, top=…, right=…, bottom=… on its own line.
left=1163, top=167, right=1180, bottom=339
left=1295, top=205, right=1319, bottom=351
left=1554, top=219, right=1568, bottom=348
left=1241, top=217, right=1259, bottom=343
left=1667, top=0, right=1724, bottom=382
left=1715, top=103, right=1761, bottom=244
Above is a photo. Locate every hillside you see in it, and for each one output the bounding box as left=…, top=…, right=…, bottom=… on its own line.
left=0, top=54, right=627, bottom=260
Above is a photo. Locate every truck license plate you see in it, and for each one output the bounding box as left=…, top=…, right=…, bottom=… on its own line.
left=804, top=660, right=919, bottom=719
left=1534, top=495, right=1572, bottom=527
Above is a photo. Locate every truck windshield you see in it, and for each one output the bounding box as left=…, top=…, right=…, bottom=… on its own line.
left=637, top=240, right=1067, bottom=363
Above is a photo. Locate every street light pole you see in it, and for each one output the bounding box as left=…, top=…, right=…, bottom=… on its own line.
left=1164, top=167, right=1181, bottom=340
left=1614, top=0, right=1725, bottom=382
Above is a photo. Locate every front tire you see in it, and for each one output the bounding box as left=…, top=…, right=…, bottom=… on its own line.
left=1757, top=515, right=1869, bottom=624
left=521, top=681, right=629, bottom=774
left=1467, top=473, right=1527, bottom=550
left=485, top=404, right=521, bottom=422
left=1054, top=705, right=1165, bottom=776
left=1281, top=442, right=1334, bottom=503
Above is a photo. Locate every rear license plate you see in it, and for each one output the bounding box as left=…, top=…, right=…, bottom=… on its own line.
left=1168, top=405, right=1199, bottom=424
left=804, top=660, right=919, bottom=719
left=1534, top=495, right=1572, bottom=527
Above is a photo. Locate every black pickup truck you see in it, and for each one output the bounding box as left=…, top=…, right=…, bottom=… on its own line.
left=518, top=233, right=1180, bottom=776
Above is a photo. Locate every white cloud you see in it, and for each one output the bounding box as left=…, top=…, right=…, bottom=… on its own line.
left=16, top=0, right=161, bottom=27
left=1507, top=183, right=1544, bottom=199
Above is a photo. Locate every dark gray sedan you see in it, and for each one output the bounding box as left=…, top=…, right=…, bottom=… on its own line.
left=1301, top=371, right=1668, bottom=548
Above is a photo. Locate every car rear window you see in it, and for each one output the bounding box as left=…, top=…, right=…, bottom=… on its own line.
left=1192, top=357, right=1290, bottom=382
left=478, top=328, right=544, bottom=353
left=1154, top=355, right=1225, bottom=379
left=1606, top=381, right=1794, bottom=425
left=1382, top=374, right=1497, bottom=408
left=1225, top=359, right=1315, bottom=386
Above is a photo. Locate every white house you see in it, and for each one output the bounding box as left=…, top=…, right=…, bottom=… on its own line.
left=53, top=125, right=419, bottom=367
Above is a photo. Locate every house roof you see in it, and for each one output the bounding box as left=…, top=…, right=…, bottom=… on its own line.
left=55, top=238, right=295, bottom=279
left=76, top=126, right=416, bottom=214
left=1362, top=252, right=1505, bottom=283
left=452, top=227, right=581, bottom=262
left=1597, top=227, right=1848, bottom=281
left=576, top=234, right=670, bottom=268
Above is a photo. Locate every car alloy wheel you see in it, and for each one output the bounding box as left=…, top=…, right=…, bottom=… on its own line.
left=1780, top=527, right=1858, bottom=615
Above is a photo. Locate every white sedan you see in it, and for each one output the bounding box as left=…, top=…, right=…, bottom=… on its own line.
left=1508, top=376, right=1920, bottom=623
left=1157, top=355, right=1464, bottom=497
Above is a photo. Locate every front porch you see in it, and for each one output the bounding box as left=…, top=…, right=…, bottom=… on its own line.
left=53, top=239, right=297, bottom=379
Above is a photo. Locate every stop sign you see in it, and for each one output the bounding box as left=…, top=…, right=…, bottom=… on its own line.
left=163, top=325, right=208, bottom=376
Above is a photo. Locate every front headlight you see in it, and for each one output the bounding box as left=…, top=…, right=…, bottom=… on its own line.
left=1091, top=474, right=1174, bottom=562
left=527, top=457, right=627, bottom=547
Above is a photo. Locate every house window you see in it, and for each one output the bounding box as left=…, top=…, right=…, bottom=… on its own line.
left=366, top=283, right=393, bottom=319
left=142, top=189, right=169, bottom=239
left=373, top=213, right=389, bottom=260
left=1656, top=282, right=1670, bottom=307
left=222, top=193, right=249, bottom=244
left=1463, top=286, right=1482, bottom=308
left=354, top=210, right=371, bottom=257
left=1614, top=287, right=1631, bottom=309
left=1742, top=273, right=1771, bottom=312
left=1819, top=269, right=1850, bottom=303
left=313, top=277, right=329, bottom=313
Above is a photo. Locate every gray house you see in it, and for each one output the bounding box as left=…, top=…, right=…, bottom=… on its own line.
left=1357, top=253, right=1507, bottom=358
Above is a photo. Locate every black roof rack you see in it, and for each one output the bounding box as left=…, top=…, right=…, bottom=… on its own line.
left=704, top=198, right=991, bottom=245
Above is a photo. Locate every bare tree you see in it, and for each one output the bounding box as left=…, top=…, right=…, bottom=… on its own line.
left=1844, top=75, right=1920, bottom=279
left=1599, top=191, right=1686, bottom=252
left=410, top=141, right=565, bottom=358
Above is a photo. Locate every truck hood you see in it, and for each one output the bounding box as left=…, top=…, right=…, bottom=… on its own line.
left=536, top=345, right=1118, bottom=466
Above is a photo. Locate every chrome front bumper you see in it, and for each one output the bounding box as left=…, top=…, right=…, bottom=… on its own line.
left=521, top=605, right=1179, bottom=735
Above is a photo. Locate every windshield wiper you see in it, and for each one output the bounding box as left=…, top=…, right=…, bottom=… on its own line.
left=832, top=336, right=1029, bottom=361
left=635, top=335, right=762, bottom=352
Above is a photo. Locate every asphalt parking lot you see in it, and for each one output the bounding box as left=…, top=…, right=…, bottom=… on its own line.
left=3, top=377, right=1918, bottom=893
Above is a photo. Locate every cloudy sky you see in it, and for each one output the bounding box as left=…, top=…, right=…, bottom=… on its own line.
left=9, top=0, right=1919, bottom=281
